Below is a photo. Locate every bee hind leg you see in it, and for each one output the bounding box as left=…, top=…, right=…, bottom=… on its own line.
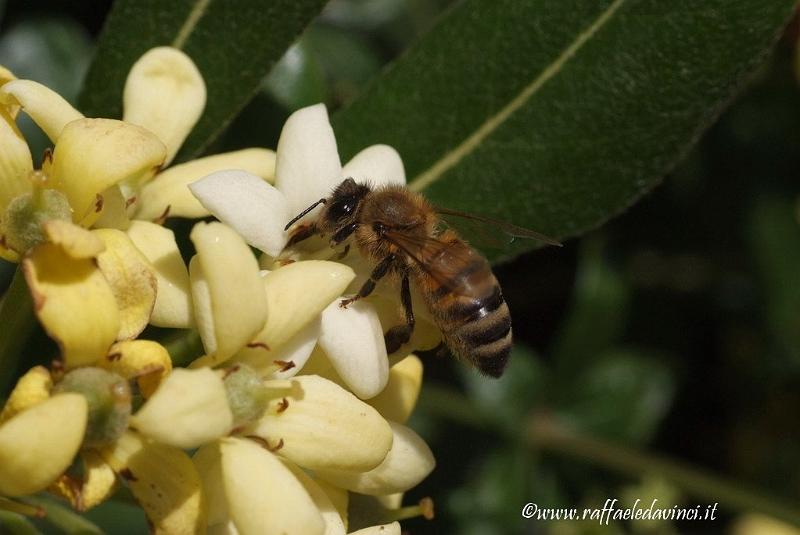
left=384, top=273, right=415, bottom=354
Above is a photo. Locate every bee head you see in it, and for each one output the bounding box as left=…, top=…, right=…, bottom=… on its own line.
left=322, top=178, right=371, bottom=228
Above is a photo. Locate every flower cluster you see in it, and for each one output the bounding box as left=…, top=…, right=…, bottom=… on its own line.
left=0, top=48, right=435, bottom=534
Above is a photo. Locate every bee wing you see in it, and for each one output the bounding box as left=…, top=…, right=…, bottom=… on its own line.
left=384, top=230, right=488, bottom=295
left=434, top=206, right=562, bottom=247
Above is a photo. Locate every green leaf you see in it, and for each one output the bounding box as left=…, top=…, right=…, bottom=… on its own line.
left=78, top=0, right=328, bottom=160
left=304, top=25, right=382, bottom=106
left=263, top=39, right=328, bottom=110
left=556, top=349, right=675, bottom=444
left=332, top=0, right=795, bottom=261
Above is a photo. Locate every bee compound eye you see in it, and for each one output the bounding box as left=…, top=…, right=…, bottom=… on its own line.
left=328, top=200, right=355, bottom=221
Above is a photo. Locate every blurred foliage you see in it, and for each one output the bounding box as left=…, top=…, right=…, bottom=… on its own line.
left=2, top=1, right=800, bottom=534
left=0, top=15, right=91, bottom=165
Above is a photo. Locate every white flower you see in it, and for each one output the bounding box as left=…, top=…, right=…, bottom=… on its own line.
left=189, top=104, right=408, bottom=399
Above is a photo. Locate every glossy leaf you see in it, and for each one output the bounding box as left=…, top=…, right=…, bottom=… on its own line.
left=78, top=0, right=328, bottom=160
left=263, top=39, right=327, bottom=110
left=332, top=0, right=796, bottom=261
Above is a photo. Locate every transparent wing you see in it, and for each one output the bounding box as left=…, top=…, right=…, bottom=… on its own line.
left=384, top=230, right=487, bottom=295
left=434, top=206, right=562, bottom=247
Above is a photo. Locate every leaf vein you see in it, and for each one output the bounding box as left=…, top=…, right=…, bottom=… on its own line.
left=409, top=0, right=626, bottom=192
left=172, top=0, right=212, bottom=49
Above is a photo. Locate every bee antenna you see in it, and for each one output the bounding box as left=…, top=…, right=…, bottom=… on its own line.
left=284, top=198, right=327, bottom=231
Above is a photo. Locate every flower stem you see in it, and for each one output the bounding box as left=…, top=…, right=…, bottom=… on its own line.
left=0, top=267, right=36, bottom=399
left=528, top=415, right=800, bottom=527
left=0, top=497, right=44, bottom=517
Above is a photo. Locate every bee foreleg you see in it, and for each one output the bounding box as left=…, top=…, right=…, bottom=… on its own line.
left=286, top=222, right=318, bottom=247
left=384, top=273, right=415, bottom=354
left=330, top=222, right=359, bottom=247
left=339, top=254, right=395, bottom=308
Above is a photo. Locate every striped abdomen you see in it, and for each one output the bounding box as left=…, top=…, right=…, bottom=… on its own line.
left=417, top=238, right=512, bottom=377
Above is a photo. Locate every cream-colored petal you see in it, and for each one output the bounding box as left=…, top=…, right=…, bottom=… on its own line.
left=193, top=443, right=229, bottom=527
left=51, top=118, right=166, bottom=225
left=319, top=300, right=388, bottom=399
left=0, top=393, right=87, bottom=497
left=286, top=462, right=346, bottom=535
left=99, top=340, right=172, bottom=398
left=370, top=294, right=441, bottom=361
left=275, top=104, right=342, bottom=222
left=189, top=255, right=217, bottom=355
left=366, top=355, right=423, bottom=424
left=93, top=228, right=157, bottom=340
left=79, top=451, right=118, bottom=510
left=190, top=222, right=267, bottom=365
left=189, top=169, right=289, bottom=256
left=297, top=346, right=347, bottom=386
left=0, top=365, right=51, bottom=424
left=49, top=450, right=117, bottom=511
left=123, top=47, right=206, bottom=165
left=127, top=220, right=194, bottom=328
left=208, top=522, right=240, bottom=535
left=341, top=145, right=406, bottom=188
left=233, top=261, right=354, bottom=366
left=92, top=186, right=131, bottom=230
left=23, top=242, right=120, bottom=368
left=232, top=315, right=320, bottom=379
left=0, top=79, right=83, bottom=142
left=317, top=479, right=349, bottom=531
left=220, top=437, right=325, bottom=535
left=99, top=431, right=206, bottom=535
left=0, top=239, right=20, bottom=262
left=0, top=106, right=32, bottom=211
left=348, top=523, right=401, bottom=535
left=42, top=219, right=104, bottom=258
left=247, top=375, right=392, bottom=471
left=136, top=148, right=276, bottom=221
left=316, top=421, right=434, bottom=495
left=0, top=66, right=17, bottom=100
left=132, top=368, right=233, bottom=449
left=375, top=493, right=403, bottom=509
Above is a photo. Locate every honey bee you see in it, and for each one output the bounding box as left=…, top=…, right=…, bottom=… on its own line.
left=284, top=178, right=560, bottom=377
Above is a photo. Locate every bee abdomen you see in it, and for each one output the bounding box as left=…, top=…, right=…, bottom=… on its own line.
left=438, top=285, right=513, bottom=378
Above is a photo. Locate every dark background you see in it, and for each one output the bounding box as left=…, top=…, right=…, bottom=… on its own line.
left=2, top=1, right=800, bottom=534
